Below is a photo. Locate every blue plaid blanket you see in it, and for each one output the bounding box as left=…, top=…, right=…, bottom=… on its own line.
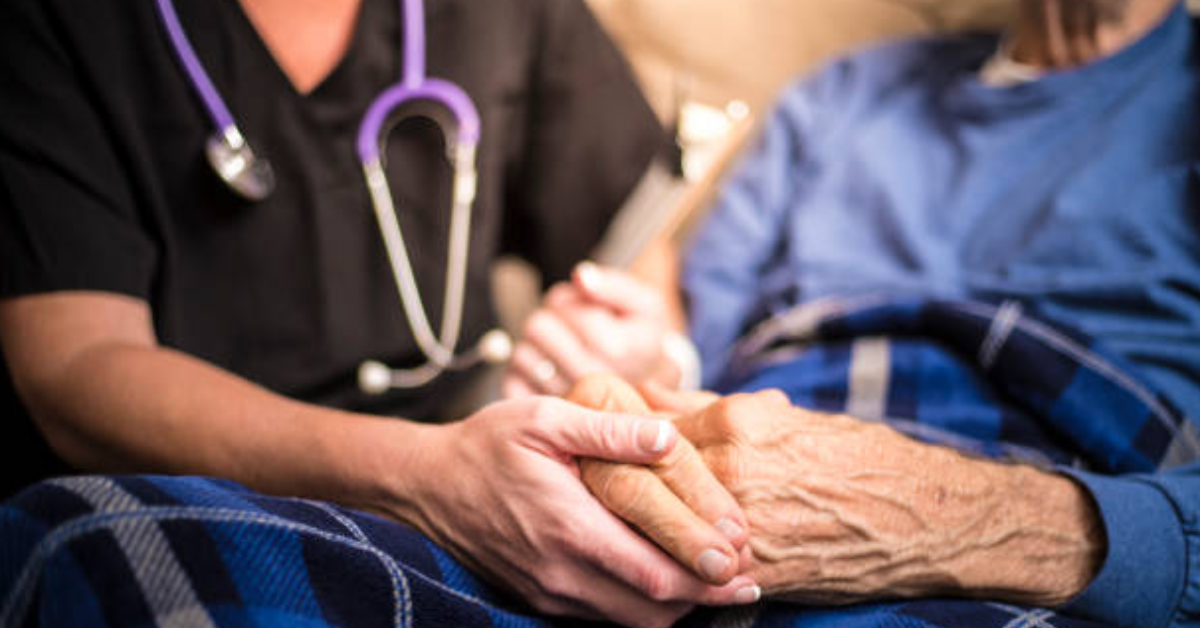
left=2, top=297, right=1194, bottom=628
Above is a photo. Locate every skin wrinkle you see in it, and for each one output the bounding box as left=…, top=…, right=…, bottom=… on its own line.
left=733, top=404, right=1098, bottom=603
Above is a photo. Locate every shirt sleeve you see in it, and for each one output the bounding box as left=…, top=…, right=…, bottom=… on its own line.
left=1058, top=464, right=1200, bottom=628
left=500, top=0, right=665, bottom=286
left=0, top=0, right=156, bottom=301
left=681, top=62, right=848, bottom=384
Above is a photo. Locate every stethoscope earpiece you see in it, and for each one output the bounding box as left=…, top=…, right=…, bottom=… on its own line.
left=477, top=329, right=514, bottom=365
left=358, top=360, right=395, bottom=396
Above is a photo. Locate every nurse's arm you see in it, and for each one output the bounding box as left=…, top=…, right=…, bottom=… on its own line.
left=0, top=290, right=408, bottom=495
left=0, top=290, right=757, bottom=628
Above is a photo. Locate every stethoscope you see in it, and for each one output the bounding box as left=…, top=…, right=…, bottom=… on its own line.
left=153, top=0, right=513, bottom=394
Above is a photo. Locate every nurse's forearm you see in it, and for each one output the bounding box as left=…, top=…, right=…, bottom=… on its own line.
left=0, top=292, right=421, bottom=510
left=47, top=344, right=422, bottom=503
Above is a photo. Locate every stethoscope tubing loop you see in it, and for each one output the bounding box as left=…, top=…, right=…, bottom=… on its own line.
left=158, top=0, right=498, bottom=390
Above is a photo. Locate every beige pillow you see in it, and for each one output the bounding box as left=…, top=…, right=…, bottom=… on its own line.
left=588, top=0, right=1016, bottom=117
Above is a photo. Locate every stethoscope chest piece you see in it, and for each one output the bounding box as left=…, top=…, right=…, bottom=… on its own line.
left=207, top=127, right=276, bottom=202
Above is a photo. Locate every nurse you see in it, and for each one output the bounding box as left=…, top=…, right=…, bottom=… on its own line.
left=0, top=0, right=759, bottom=624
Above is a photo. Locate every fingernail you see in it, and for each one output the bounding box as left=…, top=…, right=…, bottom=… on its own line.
left=638, top=420, right=674, bottom=454
left=697, top=548, right=731, bottom=581
left=734, top=585, right=761, bottom=604
left=577, top=261, right=599, bottom=291
left=714, top=517, right=744, bottom=541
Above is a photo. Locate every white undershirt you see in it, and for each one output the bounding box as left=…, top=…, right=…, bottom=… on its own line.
left=979, top=41, right=1045, bottom=87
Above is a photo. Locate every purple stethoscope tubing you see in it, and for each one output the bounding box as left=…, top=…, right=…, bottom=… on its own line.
left=153, top=0, right=235, bottom=133
left=154, top=0, right=509, bottom=391
left=357, top=0, right=480, bottom=161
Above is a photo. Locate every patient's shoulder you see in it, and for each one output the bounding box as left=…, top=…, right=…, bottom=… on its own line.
left=769, top=33, right=999, bottom=129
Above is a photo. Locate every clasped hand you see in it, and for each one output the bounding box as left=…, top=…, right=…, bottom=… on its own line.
left=571, top=375, right=1104, bottom=607
left=383, top=393, right=759, bottom=628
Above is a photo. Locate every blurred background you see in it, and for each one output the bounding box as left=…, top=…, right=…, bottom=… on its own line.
left=587, top=0, right=1016, bottom=121
left=493, top=0, right=1018, bottom=336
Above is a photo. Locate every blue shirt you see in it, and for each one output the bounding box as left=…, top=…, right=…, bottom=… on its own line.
left=684, top=5, right=1200, bottom=627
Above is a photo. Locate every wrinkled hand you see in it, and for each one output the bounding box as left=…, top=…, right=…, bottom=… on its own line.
left=390, top=395, right=758, bottom=628
left=504, top=263, right=678, bottom=398
left=585, top=383, right=1105, bottom=607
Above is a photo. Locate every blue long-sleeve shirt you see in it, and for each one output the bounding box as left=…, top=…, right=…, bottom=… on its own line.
left=683, top=4, right=1200, bottom=627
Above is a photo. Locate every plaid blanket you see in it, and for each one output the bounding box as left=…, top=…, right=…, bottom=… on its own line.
left=2, top=297, right=1193, bottom=628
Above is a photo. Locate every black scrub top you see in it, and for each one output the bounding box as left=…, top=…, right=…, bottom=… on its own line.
left=0, top=0, right=664, bottom=495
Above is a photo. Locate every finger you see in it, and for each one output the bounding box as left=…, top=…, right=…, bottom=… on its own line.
left=1041, top=0, right=1071, bottom=66
left=510, top=342, right=569, bottom=396
left=574, top=500, right=761, bottom=606
left=639, top=381, right=719, bottom=415
left=546, top=300, right=632, bottom=364
left=534, top=397, right=678, bottom=463
left=523, top=309, right=611, bottom=382
left=542, top=281, right=588, bottom=312
left=568, top=373, right=652, bottom=414
left=1060, top=0, right=1097, bottom=65
left=570, top=376, right=748, bottom=551
left=574, top=262, right=663, bottom=316
left=501, top=371, right=538, bottom=399
left=652, top=439, right=749, bottom=550
left=581, top=458, right=741, bottom=584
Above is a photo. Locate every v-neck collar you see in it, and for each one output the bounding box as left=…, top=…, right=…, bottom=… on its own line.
left=226, top=0, right=384, bottom=101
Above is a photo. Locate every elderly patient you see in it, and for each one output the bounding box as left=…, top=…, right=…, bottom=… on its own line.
left=2, top=1, right=1197, bottom=627
left=511, top=0, right=1200, bottom=627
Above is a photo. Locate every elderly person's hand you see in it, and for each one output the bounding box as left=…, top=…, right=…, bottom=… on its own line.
left=567, top=375, right=757, bottom=594
left=504, top=263, right=686, bottom=397
left=581, top=379, right=1106, bottom=607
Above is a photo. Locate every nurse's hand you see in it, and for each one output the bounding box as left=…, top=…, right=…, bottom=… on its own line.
left=503, top=263, right=681, bottom=398
left=386, top=394, right=760, bottom=628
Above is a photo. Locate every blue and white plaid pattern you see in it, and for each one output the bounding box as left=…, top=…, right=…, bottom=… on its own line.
left=720, top=296, right=1200, bottom=473
left=2, top=296, right=1190, bottom=628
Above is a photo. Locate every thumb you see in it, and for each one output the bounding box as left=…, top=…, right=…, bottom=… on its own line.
left=639, top=381, right=719, bottom=415
left=538, top=399, right=678, bottom=463
left=573, top=262, right=661, bottom=316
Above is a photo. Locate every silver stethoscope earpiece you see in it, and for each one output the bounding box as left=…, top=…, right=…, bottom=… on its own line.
left=156, top=0, right=511, bottom=395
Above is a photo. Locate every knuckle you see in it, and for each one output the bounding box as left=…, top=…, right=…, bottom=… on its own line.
left=759, top=387, right=791, bottom=406
left=536, top=566, right=577, bottom=600
left=704, top=448, right=743, bottom=487
left=706, top=399, right=744, bottom=437
left=588, top=412, right=621, bottom=454
left=638, top=567, right=676, bottom=602
left=593, top=465, right=651, bottom=512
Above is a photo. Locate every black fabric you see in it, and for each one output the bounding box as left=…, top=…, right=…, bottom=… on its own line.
left=0, top=0, right=663, bottom=494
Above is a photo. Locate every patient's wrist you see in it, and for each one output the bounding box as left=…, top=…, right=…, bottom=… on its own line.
left=953, top=463, right=1105, bottom=605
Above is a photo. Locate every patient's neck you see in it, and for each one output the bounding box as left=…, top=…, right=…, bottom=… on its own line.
left=1008, top=0, right=1179, bottom=70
